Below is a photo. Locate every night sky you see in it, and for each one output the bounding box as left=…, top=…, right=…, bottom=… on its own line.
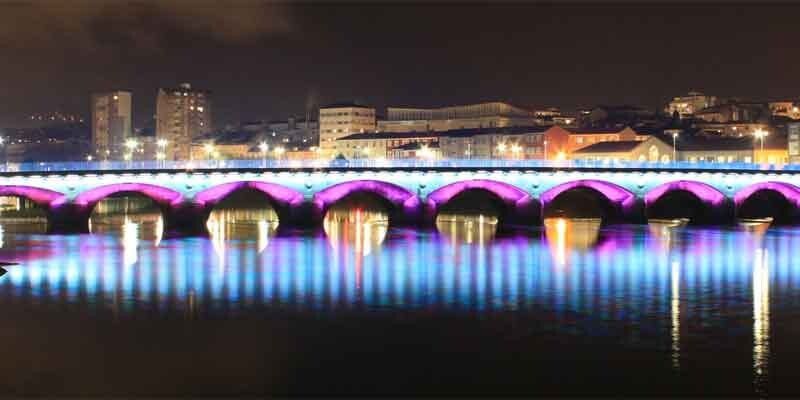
left=1, top=1, right=799, bottom=128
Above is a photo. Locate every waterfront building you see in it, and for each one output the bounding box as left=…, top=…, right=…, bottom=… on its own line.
left=677, top=135, right=787, bottom=164
left=335, top=131, right=438, bottom=159
left=694, top=100, right=770, bottom=125
left=542, top=126, right=642, bottom=157
left=787, top=122, right=800, bottom=163
left=91, top=91, right=132, bottom=160
left=389, top=142, right=441, bottom=159
left=571, top=136, right=673, bottom=163
left=377, top=102, right=536, bottom=133
left=156, top=83, right=212, bottom=161
left=692, top=121, right=771, bottom=137
left=439, top=125, right=559, bottom=159
left=319, top=102, right=375, bottom=158
left=769, top=101, right=800, bottom=120
left=665, top=91, right=718, bottom=118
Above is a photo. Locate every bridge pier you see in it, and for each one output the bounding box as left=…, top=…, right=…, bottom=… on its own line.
left=47, top=203, right=91, bottom=234
left=163, top=202, right=210, bottom=237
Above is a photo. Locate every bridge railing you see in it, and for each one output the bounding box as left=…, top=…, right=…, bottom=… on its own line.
left=0, top=158, right=796, bottom=173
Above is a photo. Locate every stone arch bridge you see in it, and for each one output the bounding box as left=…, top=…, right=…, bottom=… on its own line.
left=2, top=166, right=799, bottom=235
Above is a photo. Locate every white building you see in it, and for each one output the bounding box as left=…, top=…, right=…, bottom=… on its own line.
left=378, top=102, right=535, bottom=133
left=318, top=102, right=376, bottom=158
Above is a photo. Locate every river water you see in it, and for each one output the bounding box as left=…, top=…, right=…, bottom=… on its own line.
left=0, top=197, right=795, bottom=396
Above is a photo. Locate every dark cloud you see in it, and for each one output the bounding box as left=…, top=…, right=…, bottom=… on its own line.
left=0, top=0, right=293, bottom=52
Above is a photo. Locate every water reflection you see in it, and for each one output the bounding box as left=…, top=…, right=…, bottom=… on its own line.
left=2, top=219, right=798, bottom=395
left=671, top=260, right=681, bottom=370
left=543, top=218, right=601, bottom=266
left=207, top=207, right=280, bottom=266
left=753, top=246, right=770, bottom=394
left=323, top=207, right=388, bottom=256
left=0, top=196, right=48, bottom=240
left=89, top=197, right=164, bottom=243
left=436, top=213, right=498, bottom=245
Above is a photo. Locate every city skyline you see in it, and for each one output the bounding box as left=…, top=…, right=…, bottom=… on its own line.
left=2, top=2, right=800, bottom=128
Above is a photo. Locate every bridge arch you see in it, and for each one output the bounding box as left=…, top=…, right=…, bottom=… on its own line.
left=312, top=180, right=421, bottom=225
left=193, top=181, right=305, bottom=225
left=734, top=181, right=800, bottom=223
left=644, top=180, right=730, bottom=223
left=73, top=183, right=184, bottom=209
left=425, top=179, right=539, bottom=226
left=540, top=179, right=638, bottom=221
left=0, top=185, right=66, bottom=208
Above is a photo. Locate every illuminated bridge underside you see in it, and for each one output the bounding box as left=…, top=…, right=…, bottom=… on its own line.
left=2, top=167, right=800, bottom=234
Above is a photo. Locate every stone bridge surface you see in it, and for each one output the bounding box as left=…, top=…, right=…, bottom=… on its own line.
left=2, top=166, right=800, bottom=235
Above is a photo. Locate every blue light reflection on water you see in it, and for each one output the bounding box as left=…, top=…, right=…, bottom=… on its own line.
left=0, top=216, right=794, bottom=394
left=0, top=220, right=789, bottom=317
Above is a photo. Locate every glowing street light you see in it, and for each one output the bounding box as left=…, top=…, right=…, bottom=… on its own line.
left=203, top=142, right=215, bottom=157
left=672, top=132, right=678, bottom=163
left=258, top=141, right=269, bottom=166
left=754, top=129, right=769, bottom=163
left=273, top=146, right=285, bottom=159
left=124, top=138, right=138, bottom=163
left=510, top=144, right=522, bottom=159
left=496, top=142, right=507, bottom=155
left=543, top=140, right=548, bottom=161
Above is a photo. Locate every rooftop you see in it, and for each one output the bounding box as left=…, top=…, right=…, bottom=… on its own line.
left=337, top=125, right=549, bottom=141
left=573, top=141, right=643, bottom=154
left=320, top=101, right=372, bottom=109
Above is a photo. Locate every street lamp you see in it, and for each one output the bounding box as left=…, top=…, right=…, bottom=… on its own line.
left=156, top=138, right=168, bottom=166
left=258, top=141, right=269, bottom=166
left=273, top=146, right=285, bottom=160
left=754, top=129, right=769, bottom=163
left=496, top=142, right=506, bottom=159
left=543, top=140, right=548, bottom=162
left=124, top=138, right=138, bottom=165
left=672, top=132, right=678, bottom=164
left=510, top=144, right=522, bottom=160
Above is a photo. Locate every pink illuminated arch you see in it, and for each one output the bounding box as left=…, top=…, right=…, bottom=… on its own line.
left=540, top=179, right=637, bottom=211
left=312, top=180, right=421, bottom=219
left=193, top=181, right=305, bottom=209
left=644, top=180, right=726, bottom=208
left=734, top=181, right=800, bottom=208
left=0, top=185, right=66, bottom=208
left=425, top=179, right=536, bottom=219
left=73, top=183, right=184, bottom=209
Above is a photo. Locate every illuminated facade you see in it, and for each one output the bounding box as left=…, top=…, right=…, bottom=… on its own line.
left=156, top=83, right=212, bottom=160
left=769, top=101, right=800, bottom=120
left=542, top=126, right=642, bottom=157
left=665, top=91, right=718, bottom=118
left=91, top=91, right=132, bottom=160
left=336, top=131, right=437, bottom=159
left=319, top=103, right=376, bottom=158
left=571, top=136, right=673, bottom=163
left=378, top=102, right=535, bottom=133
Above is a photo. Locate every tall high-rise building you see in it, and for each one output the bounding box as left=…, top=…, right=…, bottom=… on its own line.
left=91, top=91, right=132, bottom=160
left=156, top=83, right=212, bottom=160
left=319, top=102, right=375, bottom=158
